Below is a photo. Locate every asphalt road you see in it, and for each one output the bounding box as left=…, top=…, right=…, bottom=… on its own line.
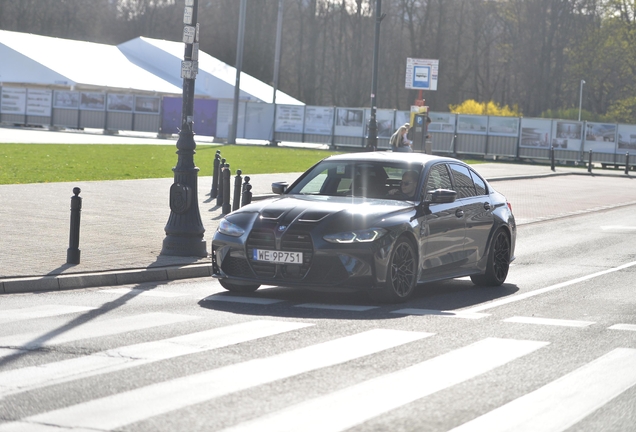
left=1, top=178, right=635, bottom=431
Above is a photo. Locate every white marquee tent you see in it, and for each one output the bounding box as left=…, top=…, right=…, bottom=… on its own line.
left=0, top=29, right=303, bottom=105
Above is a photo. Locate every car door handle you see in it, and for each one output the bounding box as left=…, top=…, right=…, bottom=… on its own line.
left=483, top=202, right=491, bottom=210
left=455, top=209, right=464, bottom=218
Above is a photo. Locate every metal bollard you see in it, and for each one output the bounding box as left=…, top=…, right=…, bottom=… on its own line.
left=67, top=187, right=82, bottom=264
left=211, top=150, right=221, bottom=198
left=233, top=169, right=242, bottom=212
left=626, top=153, right=630, bottom=175
left=222, top=163, right=232, bottom=214
left=588, top=150, right=593, bottom=173
left=216, top=158, right=226, bottom=207
left=242, top=176, right=252, bottom=207
left=550, top=146, right=555, bottom=172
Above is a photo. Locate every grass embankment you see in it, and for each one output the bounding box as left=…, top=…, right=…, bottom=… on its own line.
left=0, top=144, right=340, bottom=185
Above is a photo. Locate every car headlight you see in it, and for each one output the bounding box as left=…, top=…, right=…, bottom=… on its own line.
left=323, top=228, right=387, bottom=244
left=218, top=218, right=245, bottom=237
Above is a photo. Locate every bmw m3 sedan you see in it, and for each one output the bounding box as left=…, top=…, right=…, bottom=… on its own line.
left=212, top=152, right=516, bottom=303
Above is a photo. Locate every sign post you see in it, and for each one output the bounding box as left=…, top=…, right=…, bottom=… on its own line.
left=161, top=0, right=207, bottom=257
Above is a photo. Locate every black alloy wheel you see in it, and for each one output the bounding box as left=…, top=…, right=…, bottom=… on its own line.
left=471, top=228, right=510, bottom=286
left=219, top=279, right=260, bottom=293
left=371, top=237, right=417, bottom=303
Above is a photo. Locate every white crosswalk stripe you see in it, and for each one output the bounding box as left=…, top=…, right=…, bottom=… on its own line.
left=448, top=348, right=636, bottom=432
left=0, top=305, right=98, bottom=324
left=0, top=312, right=199, bottom=351
left=0, top=320, right=312, bottom=399
left=1, top=303, right=634, bottom=432
left=220, top=338, right=548, bottom=432
left=9, top=329, right=432, bottom=431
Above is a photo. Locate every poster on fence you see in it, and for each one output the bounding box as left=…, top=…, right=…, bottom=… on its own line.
left=364, top=108, right=394, bottom=138
left=488, top=116, right=519, bottom=137
left=395, top=111, right=410, bottom=130
left=520, top=118, right=552, bottom=148
left=304, top=106, right=334, bottom=135
left=53, top=91, right=80, bottom=109
left=26, top=88, right=52, bottom=116
left=457, top=115, right=487, bottom=134
left=427, top=112, right=455, bottom=132
left=275, top=104, right=304, bottom=133
left=107, top=94, right=134, bottom=112
left=1, top=87, right=26, bottom=114
left=335, top=108, right=364, bottom=137
left=617, top=124, right=636, bottom=151
left=584, top=123, right=617, bottom=153
left=134, top=96, right=160, bottom=114
left=551, top=120, right=583, bottom=150
left=80, top=92, right=105, bottom=111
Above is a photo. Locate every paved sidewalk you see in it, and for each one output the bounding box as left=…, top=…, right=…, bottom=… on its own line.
left=1, top=126, right=633, bottom=293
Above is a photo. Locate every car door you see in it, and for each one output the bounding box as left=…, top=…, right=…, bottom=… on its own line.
left=448, top=164, right=494, bottom=266
left=419, top=163, right=467, bottom=278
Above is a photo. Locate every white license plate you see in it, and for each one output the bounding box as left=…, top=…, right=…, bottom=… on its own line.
left=253, top=249, right=303, bottom=264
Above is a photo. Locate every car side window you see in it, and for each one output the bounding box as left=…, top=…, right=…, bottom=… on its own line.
left=470, top=169, right=488, bottom=195
left=425, top=164, right=452, bottom=199
left=449, top=164, right=477, bottom=198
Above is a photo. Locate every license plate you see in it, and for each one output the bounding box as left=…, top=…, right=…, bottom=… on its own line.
left=253, top=249, right=303, bottom=264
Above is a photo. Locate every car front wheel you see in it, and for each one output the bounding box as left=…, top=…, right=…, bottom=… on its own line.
left=370, top=237, right=417, bottom=303
left=471, top=228, right=510, bottom=286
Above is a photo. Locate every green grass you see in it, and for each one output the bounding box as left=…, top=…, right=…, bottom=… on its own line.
left=0, top=144, right=342, bottom=184
left=0, top=143, right=484, bottom=185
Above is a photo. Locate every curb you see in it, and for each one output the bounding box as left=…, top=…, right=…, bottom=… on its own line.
left=0, top=263, right=212, bottom=294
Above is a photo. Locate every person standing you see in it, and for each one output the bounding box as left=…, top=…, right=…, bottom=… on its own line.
left=390, top=123, right=413, bottom=152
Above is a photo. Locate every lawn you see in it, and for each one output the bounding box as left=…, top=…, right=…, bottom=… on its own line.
left=0, top=144, right=341, bottom=184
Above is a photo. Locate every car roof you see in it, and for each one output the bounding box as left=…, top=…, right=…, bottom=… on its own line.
left=323, top=151, right=466, bottom=168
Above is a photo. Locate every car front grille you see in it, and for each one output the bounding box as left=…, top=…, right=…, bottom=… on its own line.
left=246, top=228, right=313, bottom=280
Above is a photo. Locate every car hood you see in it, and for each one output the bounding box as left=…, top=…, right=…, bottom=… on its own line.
left=229, top=195, right=415, bottom=231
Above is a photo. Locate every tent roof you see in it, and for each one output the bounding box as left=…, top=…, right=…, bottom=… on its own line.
left=0, top=30, right=182, bottom=94
left=0, top=30, right=304, bottom=105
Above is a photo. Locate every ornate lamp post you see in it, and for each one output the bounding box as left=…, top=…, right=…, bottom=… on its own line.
left=366, top=0, right=385, bottom=151
left=161, top=0, right=207, bottom=257
left=578, top=79, right=585, bottom=122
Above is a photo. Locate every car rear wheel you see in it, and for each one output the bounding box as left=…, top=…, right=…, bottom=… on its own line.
left=471, top=228, right=510, bottom=286
left=219, top=279, right=260, bottom=293
left=370, top=237, right=417, bottom=303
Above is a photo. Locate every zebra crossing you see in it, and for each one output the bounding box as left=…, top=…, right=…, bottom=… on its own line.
left=0, top=304, right=635, bottom=432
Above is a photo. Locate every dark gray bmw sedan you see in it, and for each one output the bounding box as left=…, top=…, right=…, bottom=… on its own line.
left=212, top=152, right=515, bottom=303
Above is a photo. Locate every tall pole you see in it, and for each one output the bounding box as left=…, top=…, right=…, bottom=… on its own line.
left=270, top=0, right=284, bottom=146
left=229, top=0, right=247, bottom=145
left=578, top=79, right=585, bottom=122
left=161, top=0, right=206, bottom=257
left=367, top=0, right=384, bottom=151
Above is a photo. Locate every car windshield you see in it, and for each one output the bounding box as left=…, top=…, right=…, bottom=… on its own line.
left=286, top=160, right=422, bottom=200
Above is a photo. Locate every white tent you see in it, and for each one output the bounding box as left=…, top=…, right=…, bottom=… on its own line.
left=0, top=30, right=303, bottom=105
left=118, top=37, right=303, bottom=105
left=0, top=30, right=182, bottom=94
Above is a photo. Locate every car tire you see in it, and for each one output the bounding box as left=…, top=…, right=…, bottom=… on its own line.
left=219, top=279, right=260, bottom=293
left=471, top=228, right=510, bottom=287
left=370, top=237, right=417, bottom=303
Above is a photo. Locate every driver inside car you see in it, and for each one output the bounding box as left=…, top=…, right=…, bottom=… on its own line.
left=387, top=170, right=418, bottom=199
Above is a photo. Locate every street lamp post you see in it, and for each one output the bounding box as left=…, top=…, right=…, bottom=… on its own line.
left=161, top=0, right=207, bottom=257
left=578, top=79, right=585, bottom=122
left=366, top=0, right=385, bottom=151
left=229, top=0, right=247, bottom=145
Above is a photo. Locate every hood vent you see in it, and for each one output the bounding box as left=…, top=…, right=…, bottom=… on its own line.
left=260, top=209, right=286, bottom=221
left=297, top=211, right=331, bottom=223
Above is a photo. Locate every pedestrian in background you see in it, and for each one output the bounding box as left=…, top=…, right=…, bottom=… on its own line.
left=390, top=123, right=413, bottom=152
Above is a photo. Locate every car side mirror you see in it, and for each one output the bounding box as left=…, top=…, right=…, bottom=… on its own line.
left=272, top=181, right=288, bottom=195
left=428, top=188, right=457, bottom=204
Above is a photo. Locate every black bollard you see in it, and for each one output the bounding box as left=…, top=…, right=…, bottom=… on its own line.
left=588, top=150, right=593, bottom=173
left=67, top=187, right=82, bottom=264
left=550, top=146, right=555, bottom=171
left=211, top=150, right=221, bottom=198
left=626, top=153, right=630, bottom=175
left=241, top=176, right=252, bottom=207
left=222, top=163, right=232, bottom=214
left=216, top=158, right=226, bottom=207
left=233, top=169, right=243, bottom=212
